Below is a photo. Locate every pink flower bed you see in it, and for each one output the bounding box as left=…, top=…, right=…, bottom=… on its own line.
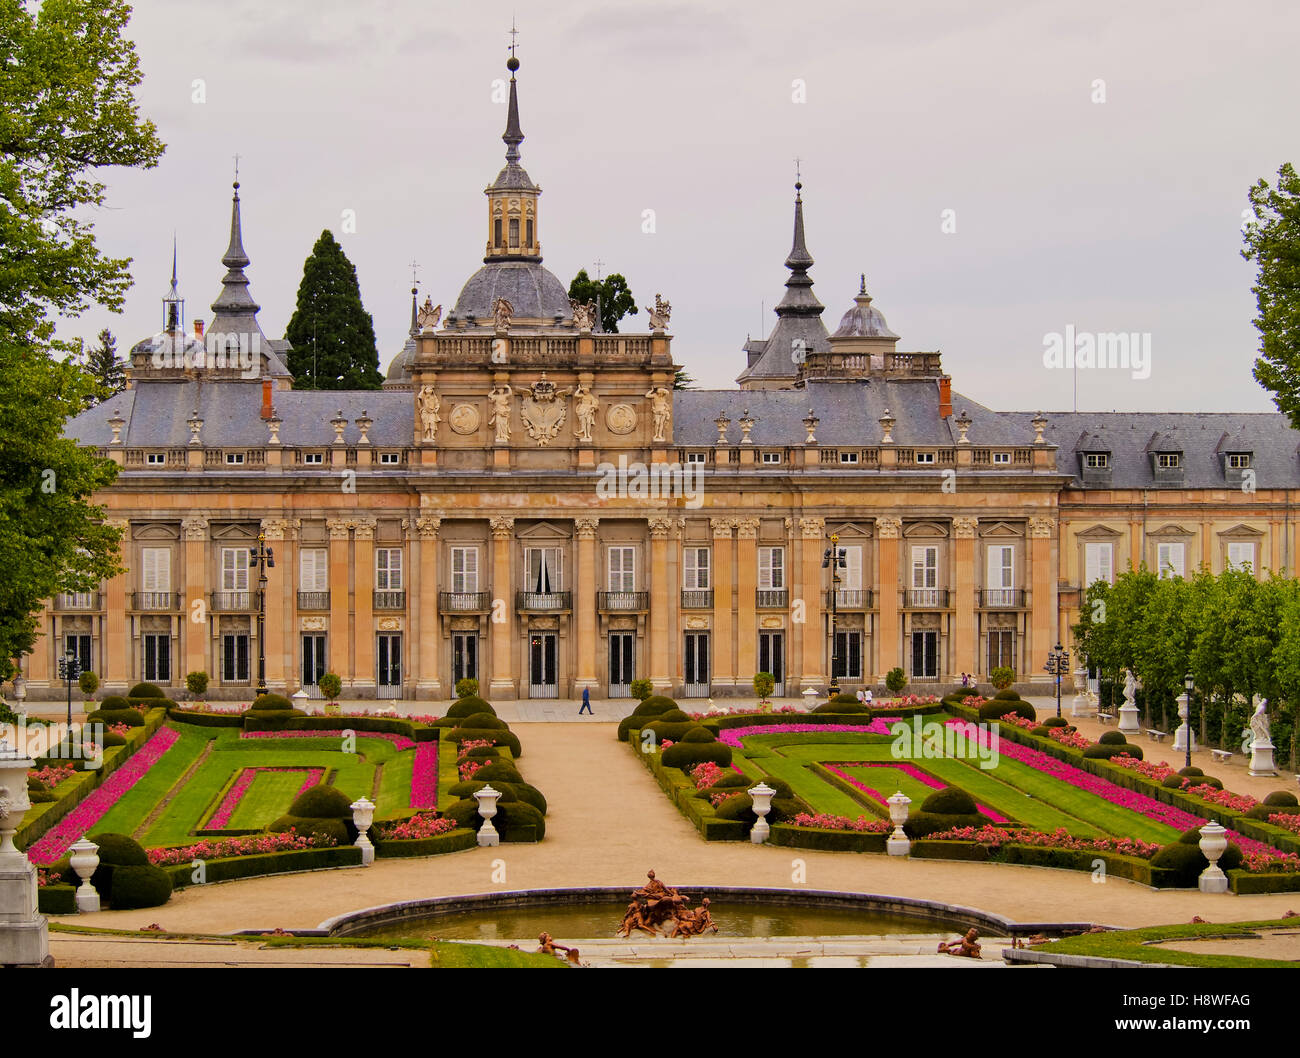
left=1107, top=755, right=1179, bottom=782
left=824, top=762, right=1010, bottom=824
left=687, top=706, right=802, bottom=720
left=1267, top=813, right=1300, bottom=836
left=241, top=729, right=416, bottom=751
left=147, top=831, right=336, bottom=867
left=376, top=812, right=458, bottom=841
left=789, top=812, right=891, bottom=833
left=174, top=704, right=245, bottom=715
left=1184, top=784, right=1258, bottom=813
left=1000, top=714, right=1037, bottom=730
left=925, top=823, right=1162, bottom=859
left=206, top=767, right=324, bottom=830
left=718, top=720, right=902, bottom=748
left=26, top=726, right=181, bottom=865
left=961, top=696, right=987, bottom=708
left=107, top=722, right=132, bottom=737
left=458, top=759, right=485, bottom=781
left=29, top=764, right=75, bottom=789
left=892, top=694, right=941, bottom=707
left=1049, top=727, right=1091, bottom=749
left=690, top=761, right=727, bottom=788
left=411, top=741, right=438, bottom=811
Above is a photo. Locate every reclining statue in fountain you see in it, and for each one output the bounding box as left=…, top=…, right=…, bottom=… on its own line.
left=937, top=928, right=982, bottom=959
left=616, top=870, right=718, bottom=939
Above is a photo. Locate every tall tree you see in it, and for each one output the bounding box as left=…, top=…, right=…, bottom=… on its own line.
left=673, top=366, right=696, bottom=390
left=1243, top=162, right=1300, bottom=428
left=285, top=230, right=381, bottom=389
left=568, top=269, right=638, bottom=333
left=0, top=0, right=161, bottom=679
left=81, top=327, right=125, bottom=407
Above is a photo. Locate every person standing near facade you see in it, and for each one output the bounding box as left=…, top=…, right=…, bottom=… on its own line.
left=579, top=686, right=593, bottom=715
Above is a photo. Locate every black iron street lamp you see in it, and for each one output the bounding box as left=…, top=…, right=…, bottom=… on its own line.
left=1044, top=641, right=1069, bottom=719
left=249, top=531, right=275, bottom=697
left=822, top=533, right=846, bottom=697
left=57, top=648, right=80, bottom=728
left=1182, top=671, right=1195, bottom=770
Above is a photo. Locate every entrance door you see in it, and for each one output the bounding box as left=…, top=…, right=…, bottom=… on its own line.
left=301, top=634, right=326, bottom=697
left=452, top=633, right=478, bottom=685
left=911, top=630, right=939, bottom=679
left=529, top=632, right=557, bottom=698
left=608, top=633, right=634, bottom=698
left=758, top=631, right=785, bottom=697
left=684, top=632, right=709, bottom=697
left=377, top=633, right=402, bottom=699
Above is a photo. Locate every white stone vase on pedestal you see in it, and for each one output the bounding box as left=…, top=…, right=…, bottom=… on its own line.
left=350, top=797, right=376, bottom=866
left=0, top=738, right=51, bottom=966
left=68, top=838, right=100, bottom=913
left=1173, top=694, right=1197, bottom=754
left=1249, top=737, right=1278, bottom=777
left=1117, top=672, right=1141, bottom=735
left=1197, top=821, right=1230, bottom=894
left=474, top=785, right=501, bottom=847
left=1070, top=667, right=1096, bottom=718
left=886, top=792, right=912, bottom=856
left=748, top=783, right=776, bottom=844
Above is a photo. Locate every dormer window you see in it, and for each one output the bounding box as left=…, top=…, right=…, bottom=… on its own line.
left=762, top=451, right=781, bottom=464
left=1084, top=453, right=1110, bottom=469
left=1157, top=453, right=1181, bottom=469
left=379, top=452, right=400, bottom=465
left=1227, top=453, right=1251, bottom=469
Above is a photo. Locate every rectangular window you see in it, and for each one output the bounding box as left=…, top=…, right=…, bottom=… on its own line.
left=509, top=217, right=519, bottom=246
left=221, top=634, right=249, bottom=682
left=143, top=634, right=170, bottom=683
left=987, top=545, right=1014, bottom=589
left=1227, top=541, right=1255, bottom=572
left=299, top=548, right=328, bottom=592
left=1084, top=453, right=1110, bottom=469
left=607, top=547, right=635, bottom=592
left=64, top=634, right=92, bottom=674
left=379, top=452, right=400, bottom=465
left=146, top=452, right=166, bottom=465
left=911, top=546, right=938, bottom=589
left=683, top=547, right=710, bottom=590
left=762, top=451, right=781, bottom=464
left=838, top=545, right=863, bottom=591
left=302, top=452, right=324, bottom=465
left=988, top=629, right=1015, bottom=672
left=221, top=548, right=250, bottom=591
left=1084, top=541, right=1114, bottom=586
left=832, top=631, right=863, bottom=680
left=494, top=218, right=502, bottom=247
left=839, top=451, right=859, bottom=464
left=1157, top=541, right=1185, bottom=579
left=992, top=452, right=1011, bottom=465
left=685, top=452, right=707, bottom=464
left=759, top=547, right=784, bottom=590
left=1227, top=453, right=1252, bottom=469
left=525, top=218, right=533, bottom=245
left=375, top=548, right=403, bottom=590
left=525, top=547, right=563, bottom=592
left=915, top=451, right=935, bottom=464
left=451, top=547, right=480, bottom=593
left=225, top=452, right=245, bottom=465
left=141, top=547, right=171, bottom=593
left=1157, top=453, right=1181, bottom=468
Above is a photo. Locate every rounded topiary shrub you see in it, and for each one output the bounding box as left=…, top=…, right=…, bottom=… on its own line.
left=250, top=693, right=293, bottom=712
left=289, top=784, right=353, bottom=818
left=1042, top=717, right=1069, bottom=729
left=455, top=712, right=509, bottom=731
left=1031, top=725, right=1051, bottom=737
left=100, top=695, right=130, bottom=711
left=657, top=709, right=691, bottom=723
left=635, top=695, right=678, bottom=716
left=1187, top=774, right=1222, bottom=790
left=101, top=730, right=127, bottom=748
left=497, top=800, right=546, bottom=841
left=86, top=708, right=144, bottom=728
left=1152, top=835, right=1245, bottom=886
left=87, top=832, right=149, bottom=895
left=445, top=727, right=522, bottom=758
left=1264, top=791, right=1299, bottom=807
left=127, top=682, right=165, bottom=699
left=715, top=771, right=752, bottom=789
left=681, top=726, right=716, bottom=743
left=447, top=696, right=495, bottom=719
left=439, top=798, right=481, bottom=829
left=1098, top=730, right=1129, bottom=746
left=454, top=677, right=480, bottom=699
left=920, top=787, right=978, bottom=816
left=714, top=793, right=755, bottom=823
left=1247, top=803, right=1300, bottom=820
left=473, top=762, right=524, bottom=785
left=1083, top=743, right=1143, bottom=761
left=1178, top=766, right=1203, bottom=778
left=993, top=688, right=1021, bottom=701
left=109, top=864, right=173, bottom=910
left=904, top=810, right=985, bottom=838
left=1162, top=774, right=1187, bottom=789
left=812, top=699, right=871, bottom=714
left=641, top=720, right=697, bottom=743
left=661, top=741, right=733, bottom=770
left=512, top=782, right=548, bottom=815
left=977, top=699, right=1036, bottom=722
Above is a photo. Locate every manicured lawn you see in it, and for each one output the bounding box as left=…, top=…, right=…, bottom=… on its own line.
left=224, top=770, right=319, bottom=830
left=91, top=725, right=212, bottom=839
left=1043, top=918, right=1299, bottom=968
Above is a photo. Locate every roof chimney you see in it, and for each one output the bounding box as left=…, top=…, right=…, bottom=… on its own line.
left=261, top=378, right=273, bottom=420
left=938, top=377, right=952, bottom=419
left=194, top=318, right=205, bottom=338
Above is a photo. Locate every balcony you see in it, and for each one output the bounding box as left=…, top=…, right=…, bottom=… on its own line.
left=756, top=589, right=788, bottom=609
left=824, top=589, right=873, bottom=610
left=516, top=590, right=571, bottom=612
left=904, top=588, right=949, bottom=608
left=373, top=590, right=406, bottom=610
left=598, top=591, right=648, bottom=611
left=54, top=592, right=100, bottom=611
left=981, top=588, right=1026, bottom=608
left=680, top=589, right=714, bottom=609
left=440, top=591, right=492, bottom=613
left=130, top=592, right=177, bottom=611
left=297, top=591, right=331, bottom=611
left=210, top=590, right=255, bottom=611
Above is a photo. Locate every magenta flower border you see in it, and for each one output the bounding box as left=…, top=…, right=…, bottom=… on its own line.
left=410, top=741, right=438, bottom=811
left=241, top=729, right=416, bottom=751
left=719, top=720, right=903, bottom=748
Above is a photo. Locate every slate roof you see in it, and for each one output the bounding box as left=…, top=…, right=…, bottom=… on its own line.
left=449, top=260, right=573, bottom=323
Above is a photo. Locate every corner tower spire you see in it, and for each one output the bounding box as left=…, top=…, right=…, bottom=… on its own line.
left=209, top=177, right=270, bottom=349
left=775, top=178, right=823, bottom=318
left=484, top=37, right=542, bottom=263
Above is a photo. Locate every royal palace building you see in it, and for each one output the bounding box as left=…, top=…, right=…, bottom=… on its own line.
left=23, top=56, right=1300, bottom=701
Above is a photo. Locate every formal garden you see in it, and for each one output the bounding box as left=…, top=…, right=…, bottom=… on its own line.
left=15, top=680, right=545, bottom=914
left=620, top=685, right=1300, bottom=893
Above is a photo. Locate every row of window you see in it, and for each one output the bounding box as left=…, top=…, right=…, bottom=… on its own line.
left=1083, top=453, right=1252, bottom=470
left=1083, top=540, right=1256, bottom=585
left=143, top=452, right=405, bottom=466
left=683, top=451, right=1018, bottom=466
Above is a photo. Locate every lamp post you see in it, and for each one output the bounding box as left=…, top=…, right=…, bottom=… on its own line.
left=57, top=648, right=80, bottom=729
left=1178, top=671, right=1195, bottom=769
left=822, top=533, right=846, bottom=698
left=1044, top=641, right=1069, bottom=719
left=248, top=531, right=275, bottom=698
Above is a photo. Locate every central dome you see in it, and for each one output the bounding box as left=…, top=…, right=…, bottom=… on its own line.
left=450, top=260, right=572, bottom=324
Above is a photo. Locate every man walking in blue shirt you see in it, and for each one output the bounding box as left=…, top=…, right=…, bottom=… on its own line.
left=579, top=686, right=593, bottom=715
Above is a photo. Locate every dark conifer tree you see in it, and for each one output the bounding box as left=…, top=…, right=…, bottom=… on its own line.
left=286, top=230, right=381, bottom=389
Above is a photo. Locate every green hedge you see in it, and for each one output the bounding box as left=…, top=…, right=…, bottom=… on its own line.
left=166, top=845, right=364, bottom=888
left=38, top=885, right=78, bottom=915
left=373, top=829, right=477, bottom=858
left=767, top=824, right=888, bottom=853
left=910, top=839, right=1174, bottom=885
left=168, top=708, right=244, bottom=728
left=1229, top=870, right=1300, bottom=894
left=443, top=728, right=522, bottom=758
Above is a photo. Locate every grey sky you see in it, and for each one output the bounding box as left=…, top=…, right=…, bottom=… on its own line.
left=70, top=0, right=1300, bottom=414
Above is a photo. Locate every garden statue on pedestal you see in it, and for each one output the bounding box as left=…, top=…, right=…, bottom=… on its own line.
left=1118, top=669, right=1141, bottom=734
left=1249, top=698, right=1278, bottom=777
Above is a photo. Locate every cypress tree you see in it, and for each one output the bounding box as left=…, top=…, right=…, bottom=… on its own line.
left=285, top=230, right=381, bottom=389
left=82, top=327, right=125, bottom=406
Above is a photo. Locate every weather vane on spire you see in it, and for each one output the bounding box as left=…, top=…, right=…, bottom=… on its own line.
left=509, top=18, right=519, bottom=59
left=794, top=157, right=801, bottom=186
left=233, top=153, right=241, bottom=184
left=409, top=258, right=420, bottom=289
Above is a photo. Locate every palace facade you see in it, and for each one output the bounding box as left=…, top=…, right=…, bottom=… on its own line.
left=24, top=56, right=1300, bottom=701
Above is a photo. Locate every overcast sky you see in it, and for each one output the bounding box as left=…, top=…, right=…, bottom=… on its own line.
left=69, top=0, right=1300, bottom=415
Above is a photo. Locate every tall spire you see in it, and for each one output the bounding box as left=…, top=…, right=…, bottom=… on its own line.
left=483, top=33, right=541, bottom=261
left=210, top=178, right=260, bottom=317
left=503, top=52, right=523, bottom=165
left=409, top=285, right=419, bottom=338
left=775, top=178, right=823, bottom=317
left=163, top=234, right=183, bottom=333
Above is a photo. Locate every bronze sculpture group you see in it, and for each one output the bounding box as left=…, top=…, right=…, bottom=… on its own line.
left=616, top=870, right=719, bottom=939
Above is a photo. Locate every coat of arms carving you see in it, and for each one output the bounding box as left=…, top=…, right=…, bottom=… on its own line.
left=520, top=373, right=572, bottom=447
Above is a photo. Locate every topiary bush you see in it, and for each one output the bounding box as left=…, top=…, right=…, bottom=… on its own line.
left=904, top=810, right=985, bottom=839
left=109, top=864, right=173, bottom=910
left=318, top=672, right=343, bottom=701
left=1264, top=791, right=1299, bottom=807
left=473, top=762, right=524, bottom=785
left=1178, top=766, right=1203, bottom=777
left=497, top=801, right=546, bottom=841
left=1082, top=743, right=1143, bottom=761
left=78, top=670, right=99, bottom=699
left=447, top=696, right=496, bottom=719
left=444, top=727, right=522, bottom=758
left=1150, top=833, right=1246, bottom=886
left=439, top=798, right=481, bottom=829
left=1098, top=730, right=1129, bottom=746
left=268, top=816, right=349, bottom=844
left=681, top=726, right=716, bottom=743
left=989, top=666, right=1016, bottom=690
left=661, top=741, right=733, bottom=770
left=101, top=730, right=126, bottom=748
left=1162, top=774, right=1186, bottom=789
left=635, top=696, right=678, bottom=716
left=87, top=832, right=149, bottom=896
left=629, top=678, right=654, bottom=702
left=289, top=784, right=353, bottom=818
left=250, top=693, right=293, bottom=712
left=512, top=783, right=548, bottom=816
left=1030, top=725, right=1052, bottom=737
left=186, top=671, right=209, bottom=698
left=1042, top=717, right=1069, bottom=729
left=454, top=677, right=480, bottom=699
left=812, top=699, right=871, bottom=714
left=714, top=771, right=753, bottom=790
left=920, top=787, right=978, bottom=815
left=128, top=682, right=165, bottom=699
left=885, top=667, right=906, bottom=695
left=977, top=699, right=1036, bottom=722
left=86, top=708, right=144, bottom=728
left=1188, top=774, right=1222, bottom=790
left=454, top=712, right=509, bottom=731
left=993, top=688, right=1021, bottom=701
left=1247, top=803, right=1300, bottom=820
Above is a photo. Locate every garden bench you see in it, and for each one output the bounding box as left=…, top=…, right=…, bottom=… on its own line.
left=1210, top=749, right=1234, bottom=764
left=1146, top=729, right=1167, bottom=743
left=1097, top=712, right=1114, bottom=724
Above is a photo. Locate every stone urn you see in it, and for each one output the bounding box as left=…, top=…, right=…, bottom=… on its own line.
left=350, top=797, right=376, bottom=866
left=68, top=838, right=101, bottom=913
left=887, top=791, right=912, bottom=856
left=1197, top=821, right=1230, bottom=894
left=473, top=785, right=501, bottom=847
left=748, top=783, right=776, bottom=844
left=0, top=738, right=50, bottom=965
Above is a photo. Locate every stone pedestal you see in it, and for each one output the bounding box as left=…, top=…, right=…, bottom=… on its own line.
left=0, top=744, right=51, bottom=966
left=1173, top=724, right=1197, bottom=753
left=1249, top=738, right=1278, bottom=777
left=1117, top=701, right=1140, bottom=735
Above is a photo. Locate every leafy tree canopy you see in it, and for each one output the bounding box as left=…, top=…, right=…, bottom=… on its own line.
left=1243, top=162, right=1300, bottom=428
left=568, top=269, right=637, bottom=333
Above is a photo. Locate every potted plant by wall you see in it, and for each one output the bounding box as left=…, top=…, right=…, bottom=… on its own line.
left=455, top=677, right=479, bottom=700
left=990, top=666, right=1015, bottom=692
left=752, top=671, right=775, bottom=710
left=629, top=678, right=653, bottom=703
left=885, top=667, right=907, bottom=696
left=185, top=670, right=208, bottom=705
left=319, top=672, right=343, bottom=716
left=78, top=670, right=99, bottom=707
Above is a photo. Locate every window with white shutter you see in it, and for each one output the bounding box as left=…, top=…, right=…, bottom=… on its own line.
left=221, top=548, right=249, bottom=591
left=1084, top=542, right=1114, bottom=586
left=376, top=549, right=403, bottom=590
left=987, top=546, right=1013, bottom=589
left=758, top=547, right=784, bottom=589
left=1157, top=542, right=1185, bottom=579
left=526, top=547, right=563, bottom=592
left=1227, top=541, right=1255, bottom=572
left=911, top=546, right=938, bottom=589
left=607, top=547, right=635, bottom=591
left=141, top=548, right=171, bottom=592
left=839, top=545, right=862, bottom=591
left=683, top=547, right=710, bottom=590
left=299, top=549, right=328, bottom=591
left=451, top=547, right=479, bottom=593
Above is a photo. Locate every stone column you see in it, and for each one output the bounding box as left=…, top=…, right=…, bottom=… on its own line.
left=353, top=516, right=377, bottom=695
left=711, top=518, right=735, bottom=689
left=799, top=517, right=825, bottom=689
left=574, top=517, right=599, bottom=692
left=648, top=515, right=673, bottom=693
left=278, top=519, right=299, bottom=691
left=953, top=516, right=978, bottom=680
left=326, top=518, right=352, bottom=683
left=260, top=518, right=292, bottom=691
left=104, top=517, right=130, bottom=690
left=182, top=516, right=209, bottom=682
left=735, top=517, right=760, bottom=689
left=1029, top=516, right=1056, bottom=678
left=414, top=514, right=442, bottom=698
left=489, top=516, right=515, bottom=698
left=875, top=517, right=902, bottom=682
